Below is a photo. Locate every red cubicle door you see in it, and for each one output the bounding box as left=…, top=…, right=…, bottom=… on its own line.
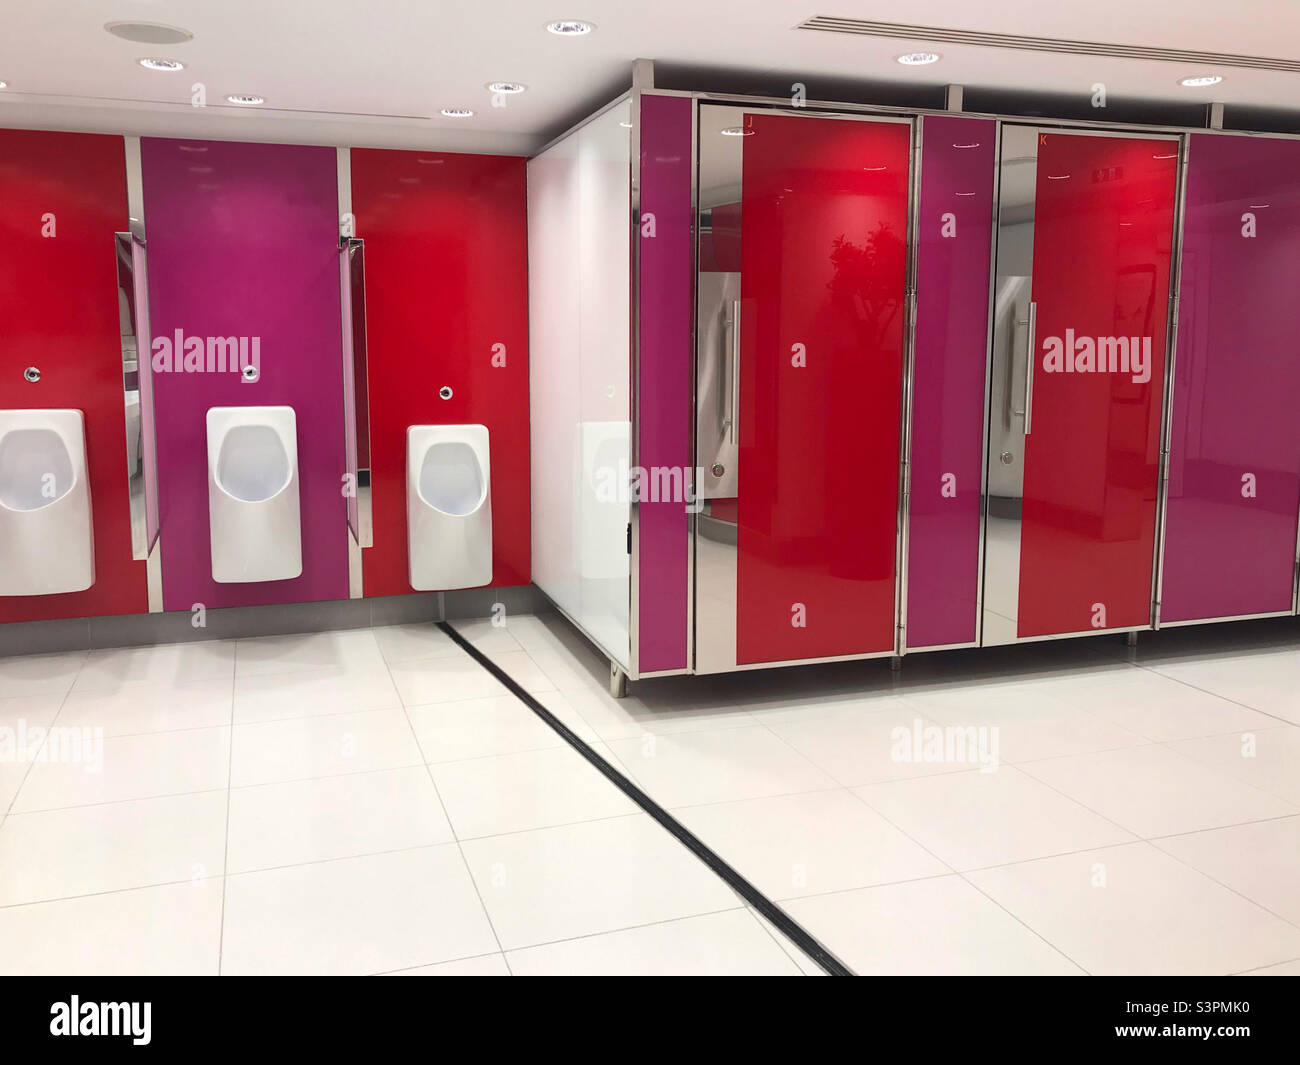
left=1016, top=132, right=1178, bottom=637
left=735, top=114, right=911, bottom=664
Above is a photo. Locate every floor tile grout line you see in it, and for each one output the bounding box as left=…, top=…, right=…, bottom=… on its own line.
left=1127, top=656, right=1300, bottom=730
left=837, top=784, right=1091, bottom=974
left=1014, top=739, right=1299, bottom=834
left=1145, top=830, right=1300, bottom=934
left=0, top=684, right=77, bottom=832
left=740, top=905, right=820, bottom=974
left=217, top=643, right=239, bottom=974
left=1233, top=955, right=1300, bottom=975
left=438, top=620, right=855, bottom=977
left=383, top=634, right=510, bottom=967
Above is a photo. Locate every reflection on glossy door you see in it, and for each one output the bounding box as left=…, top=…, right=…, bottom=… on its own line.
left=984, top=129, right=1178, bottom=642
left=735, top=113, right=911, bottom=665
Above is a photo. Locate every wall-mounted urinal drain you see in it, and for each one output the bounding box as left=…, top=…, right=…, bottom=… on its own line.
left=23, top=366, right=40, bottom=383
left=439, top=386, right=453, bottom=400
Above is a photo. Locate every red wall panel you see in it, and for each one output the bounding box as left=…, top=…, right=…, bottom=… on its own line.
left=736, top=115, right=910, bottom=664
left=350, top=149, right=529, bottom=595
left=1018, top=133, right=1176, bottom=636
left=0, top=129, right=147, bottom=623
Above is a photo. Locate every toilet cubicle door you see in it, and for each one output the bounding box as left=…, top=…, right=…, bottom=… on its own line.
left=694, top=106, right=912, bottom=672
left=1157, top=135, right=1300, bottom=625
left=982, top=127, right=1179, bottom=644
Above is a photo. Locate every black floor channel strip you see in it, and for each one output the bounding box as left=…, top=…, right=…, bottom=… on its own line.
left=438, top=621, right=854, bottom=976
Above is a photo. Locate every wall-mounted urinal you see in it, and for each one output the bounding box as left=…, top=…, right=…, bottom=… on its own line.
left=0, top=409, right=95, bottom=596
left=407, top=424, right=491, bottom=590
left=207, top=406, right=302, bottom=583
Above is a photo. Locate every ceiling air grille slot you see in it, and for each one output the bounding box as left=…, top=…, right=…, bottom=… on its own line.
left=797, top=16, right=1300, bottom=74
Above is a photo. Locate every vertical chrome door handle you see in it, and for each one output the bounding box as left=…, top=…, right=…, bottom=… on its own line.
left=1024, top=300, right=1037, bottom=436
left=727, top=298, right=741, bottom=445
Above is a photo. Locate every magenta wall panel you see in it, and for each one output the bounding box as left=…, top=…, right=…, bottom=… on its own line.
left=141, top=138, right=349, bottom=611
left=1160, top=134, right=1300, bottom=623
left=637, top=94, right=693, bottom=673
left=905, top=116, right=996, bottom=648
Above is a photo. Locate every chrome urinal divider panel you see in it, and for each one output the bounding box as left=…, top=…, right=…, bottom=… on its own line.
left=336, top=146, right=366, bottom=600
left=1150, top=134, right=1192, bottom=630
left=121, top=134, right=163, bottom=612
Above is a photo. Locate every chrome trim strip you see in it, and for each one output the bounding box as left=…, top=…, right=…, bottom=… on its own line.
left=685, top=96, right=699, bottom=675
left=633, top=88, right=1295, bottom=141
left=1152, top=135, right=1192, bottom=629
left=895, top=118, right=922, bottom=656
left=973, top=121, right=1003, bottom=645
left=1158, top=610, right=1294, bottom=628
left=628, top=77, right=644, bottom=680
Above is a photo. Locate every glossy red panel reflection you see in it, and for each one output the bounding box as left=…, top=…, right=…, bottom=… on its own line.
left=0, top=129, right=146, bottom=623
left=736, top=114, right=910, bottom=664
left=350, top=149, right=530, bottom=595
left=1018, top=134, right=1177, bottom=637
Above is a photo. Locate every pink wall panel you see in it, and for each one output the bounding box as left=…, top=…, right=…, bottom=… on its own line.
left=141, top=138, right=349, bottom=611
left=637, top=94, right=693, bottom=672
left=906, top=116, right=996, bottom=648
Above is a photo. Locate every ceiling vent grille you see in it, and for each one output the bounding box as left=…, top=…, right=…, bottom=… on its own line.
left=797, top=16, right=1300, bottom=73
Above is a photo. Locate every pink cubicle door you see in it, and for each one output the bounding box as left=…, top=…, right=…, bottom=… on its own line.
left=1159, top=134, right=1300, bottom=624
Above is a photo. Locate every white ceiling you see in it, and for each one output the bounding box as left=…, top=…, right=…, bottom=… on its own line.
left=2, top=0, right=1297, bottom=154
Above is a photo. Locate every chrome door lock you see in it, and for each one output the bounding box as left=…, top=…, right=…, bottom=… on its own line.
left=23, top=366, right=40, bottom=383
left=710, top=463, right=725, bottom=477
left=1000, top=451, right=1014, bottom=465
left=439, top=386, right=453, bottom=400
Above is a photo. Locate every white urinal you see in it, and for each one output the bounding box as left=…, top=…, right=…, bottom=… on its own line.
left=407, top=424, right=491, bottom=590
left=207, top=406, right=302, bottom=584
left=0, top=409, right=94, bottom=596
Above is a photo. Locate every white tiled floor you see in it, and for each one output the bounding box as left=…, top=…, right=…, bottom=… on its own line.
left=0, top=622, right=811, bottom=976
left=451, top=613, right=1300, bottom=976
left=2, top=612, right=1299, bottom=976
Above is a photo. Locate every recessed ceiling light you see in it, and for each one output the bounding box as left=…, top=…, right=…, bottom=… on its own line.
left=896, top=51, right=941, bottom=65
left=1179, top=74, right=1223, bottom=87
left=137, top=57, right=184, bottom=71
left=226, top=94, right=264, bottom=106
left=104, top=21, right=193, bottom=44
left=546, top=20, right=594, bottom=35
left=486, top=81, right=526, bottom=94
left=441, top=107, right=474, bottom=118
left=720, top=126, right=754, bottom=137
